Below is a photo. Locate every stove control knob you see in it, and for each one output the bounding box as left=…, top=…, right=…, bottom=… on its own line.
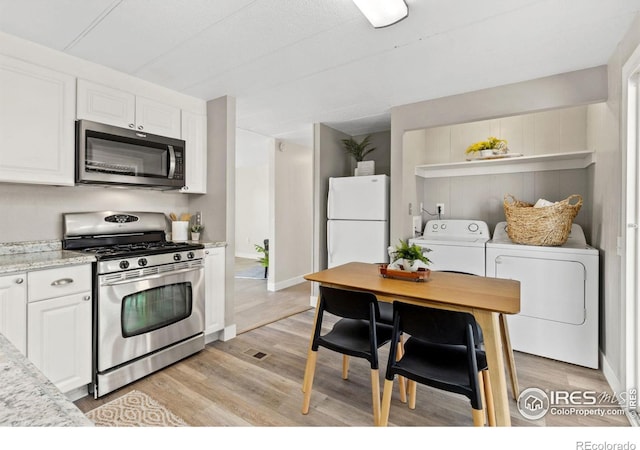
left=468, top=223, right=479, bottom=232
left=119, top=261, right=130, bottom=270
left=138, top=258, right=148, bottom=267
left=173, top=253, right=182, bottom=261
left=187, top=252, right=195, bottom=259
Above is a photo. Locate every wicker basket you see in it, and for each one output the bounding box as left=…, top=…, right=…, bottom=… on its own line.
left=503, top=194, right=583, bottom=246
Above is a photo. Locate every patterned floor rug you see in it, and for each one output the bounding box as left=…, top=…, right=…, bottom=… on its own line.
left=85, top=390, right=189, bottom=427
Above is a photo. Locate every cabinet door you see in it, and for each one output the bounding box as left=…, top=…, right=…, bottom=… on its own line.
left=76, top=79, right=135, bottom=129
left=0, top=273, right=27, bottom=355
left=27, top=292, right=92, bottom=393
left=180, top=111, right=207, bottom=193
left=0, top=55, right=75, bottom=186
left=204, top=247, right=225, bottom=335
left=135, top=96, right=181, bottom=138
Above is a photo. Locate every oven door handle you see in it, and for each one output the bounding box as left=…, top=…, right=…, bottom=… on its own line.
left=100, top=266, right=203, bottom=286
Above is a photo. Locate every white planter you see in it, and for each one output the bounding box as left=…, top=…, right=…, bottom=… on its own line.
left=356, top=160, right=375, bottom=176
left=480, top=149, right=494, bottom=157
left=191, top=232, right=200, bottom=241
left=389, top=259, right=429, bottom=272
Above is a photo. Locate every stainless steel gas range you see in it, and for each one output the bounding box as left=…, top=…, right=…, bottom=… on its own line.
left=63, top=211, right=205, bottom=398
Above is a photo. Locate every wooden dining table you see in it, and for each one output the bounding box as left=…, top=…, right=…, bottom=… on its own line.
left=303, top=262, right=521, bottom=426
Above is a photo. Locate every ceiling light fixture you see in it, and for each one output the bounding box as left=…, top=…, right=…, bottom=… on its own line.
left=353, top=0, right=408, bottom=28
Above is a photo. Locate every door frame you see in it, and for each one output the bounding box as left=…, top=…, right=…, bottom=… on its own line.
left=622, top=43, right=640, bottom=425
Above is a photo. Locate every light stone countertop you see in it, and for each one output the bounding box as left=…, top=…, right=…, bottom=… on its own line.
left=0, top=333, right=93, bottom=426
left=0, top=240, right=96, bottom=275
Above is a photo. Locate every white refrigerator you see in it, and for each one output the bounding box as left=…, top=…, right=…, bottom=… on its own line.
left=327, top=174, right=389, bottom=268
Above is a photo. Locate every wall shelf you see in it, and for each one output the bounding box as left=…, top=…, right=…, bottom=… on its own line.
left=415, top=151, right=595, bottom=178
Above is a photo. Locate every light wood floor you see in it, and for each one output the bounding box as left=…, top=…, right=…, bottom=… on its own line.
left=233, top=257, right=312, bottom=334
left=75, top=307, right=631, bottom=427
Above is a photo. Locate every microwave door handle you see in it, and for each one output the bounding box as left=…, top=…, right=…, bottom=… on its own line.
left=168, top=145, right=176, bottom=179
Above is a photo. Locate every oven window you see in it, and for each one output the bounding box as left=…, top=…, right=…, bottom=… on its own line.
left=86, top=135, right=169, bottom=178
left=121, top=282, right=193, bottom=337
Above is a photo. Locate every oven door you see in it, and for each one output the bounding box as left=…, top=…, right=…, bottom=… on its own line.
left=97, top=265, right=204, bottom=372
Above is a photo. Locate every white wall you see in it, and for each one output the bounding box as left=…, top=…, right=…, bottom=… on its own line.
left=406, top=105, right=594, bottom=240
left=390, top=65, right=608, bottom=244
left=0, top=183, right=189, bottom=243
left=235, top=129, right=270, bottom=258
left=270, top=140, right=313, bottom=291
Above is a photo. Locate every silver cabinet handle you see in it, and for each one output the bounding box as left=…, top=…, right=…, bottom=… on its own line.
left=15, top=278, right=24, bottom=284
left=83, top=295, right=91, bottom=301
left=51, top=278, right=74, bottom=286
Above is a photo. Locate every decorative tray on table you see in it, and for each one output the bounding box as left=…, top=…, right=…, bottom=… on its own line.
left=378, top=264, right=431, bottom=282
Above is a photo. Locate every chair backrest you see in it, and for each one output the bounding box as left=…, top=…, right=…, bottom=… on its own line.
left=318, top=286, right=381, bottom=321
left=392, top=302, right=481, bottom=346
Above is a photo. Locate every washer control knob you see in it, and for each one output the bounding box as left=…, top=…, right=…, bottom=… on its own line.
left=138, top=258, right=147, bottom=267
left=187, top=251, right=195, bottom=259
left=468, top=223, right=479, bottom=232
left=173, top=253, right=182, bottom=261
left=119, top=261, right=130, bottom=270
left=440, top=223, right=447, bottom=230
left=432, top=223, right=438, bottom=230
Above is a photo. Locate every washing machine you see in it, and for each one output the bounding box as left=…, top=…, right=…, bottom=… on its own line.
left=409, top=219, right=490, bottom=276
left=485, top=221, right=599, bottom=369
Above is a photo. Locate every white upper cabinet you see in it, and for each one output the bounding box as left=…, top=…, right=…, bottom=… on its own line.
left=0, top=54, right=75, bottom=186
left=77, top=79, right=182, bottom=139
left=180, top=111, right=207, bottom=193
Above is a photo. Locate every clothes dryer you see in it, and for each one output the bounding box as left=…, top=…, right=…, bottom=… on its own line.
left=485, top=222, right=599, bottom=368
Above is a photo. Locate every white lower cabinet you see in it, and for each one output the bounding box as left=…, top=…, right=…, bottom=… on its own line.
left=0, top=273, right=27, bottom=354
left=26, top=264, right=92, bottom=394
left=204, top=247, right=225, bottom=338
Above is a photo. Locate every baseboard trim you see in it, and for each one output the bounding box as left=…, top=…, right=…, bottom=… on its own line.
left=221, top=324, right=236, bottom=341
left=601, top=351, right=637, bottom=426
left=271, top=275, right=305, bottom=292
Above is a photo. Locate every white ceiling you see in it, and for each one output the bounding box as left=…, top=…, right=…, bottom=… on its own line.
left=1, top=0, right=639, bottom=147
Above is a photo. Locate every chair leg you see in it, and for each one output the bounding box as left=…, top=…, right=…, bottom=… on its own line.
left=407, top=380, right=417, bottom=410
left=379, top=379, right=395, bottom=426
left=482, top=369, right=496, bottom=426
left=471, top=408, right=485, bottom=426
left=342, top=355, right=350, bottom=380
left=301, top=350, right=318, bottom=414
left=370, top=369, right=381, bottom=426
left=396, top=336, right=407, bottom=403
left=500, top=313, right=520, bottom=400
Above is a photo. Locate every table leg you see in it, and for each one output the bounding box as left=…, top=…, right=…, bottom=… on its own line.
left=474, top=310, right=511, bottom=426
left=302, top=295, right=321, bottom=393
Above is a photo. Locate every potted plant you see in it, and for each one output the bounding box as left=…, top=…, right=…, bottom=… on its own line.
left=341, top=135, right=376, bottom=175
left=465, top=136, right=508, bottom=157
left=190, top=224, right=204, bottom=241
left=254, top=243, right=269, bottom=278
left=388, top=239, right=431, bottom=272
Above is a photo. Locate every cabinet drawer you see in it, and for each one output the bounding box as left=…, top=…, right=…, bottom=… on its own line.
left=27, top=265, right=92, bottom=302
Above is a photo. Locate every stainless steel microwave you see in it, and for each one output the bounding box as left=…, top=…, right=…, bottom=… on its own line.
left=75, top=120, right=186, bottom=189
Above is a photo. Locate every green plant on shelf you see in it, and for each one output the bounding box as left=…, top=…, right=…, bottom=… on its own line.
left=465, top=136, right=508, bottom=154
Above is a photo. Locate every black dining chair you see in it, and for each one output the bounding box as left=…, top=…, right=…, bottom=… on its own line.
left=378, top=302, right=495, bottom=426
left=339, top=300, right=408, bottom=404
left=301, top=286, right=394, bottom=425
left=440, top=270, right=519, bottom=399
